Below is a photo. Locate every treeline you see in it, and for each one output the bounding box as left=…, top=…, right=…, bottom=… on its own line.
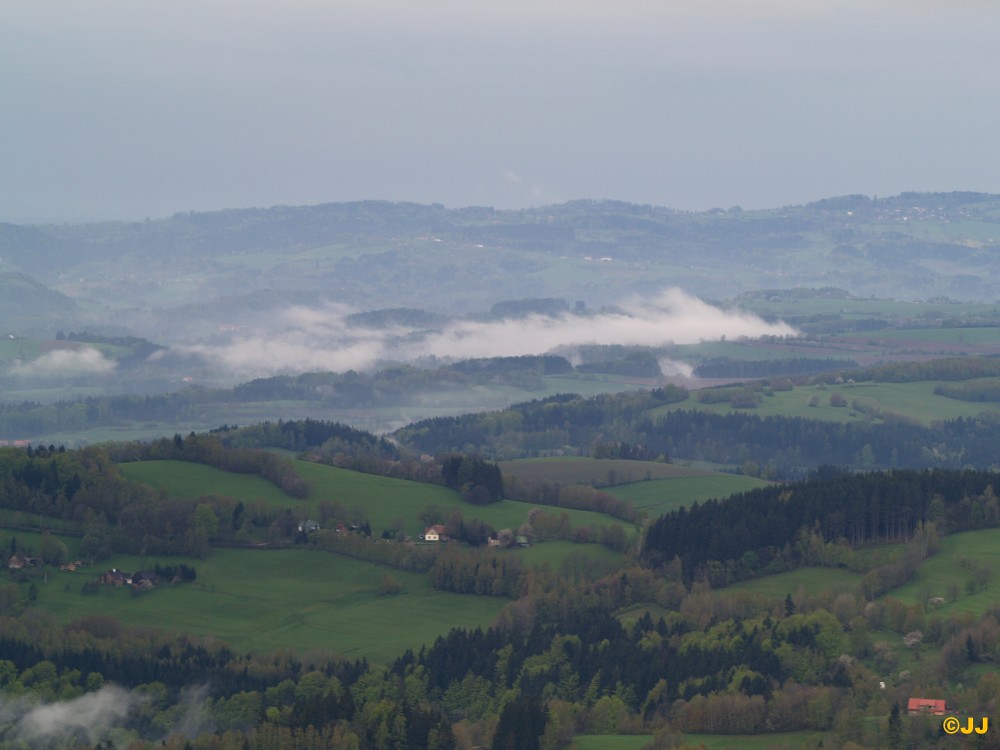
left=440, top=455, right=504, bottom=504
left=395, top=387, right=687, bottom=458
left=576, top=351, right=663, bottom=378
left=0, top=390, right=218, bottom=437
left=843, top=356, right=1000, bottom=383
left=935, top=378, right=1000, bottom=402
left=427, top=546, right=526, bottom=597
left=639, top=410, right=1000, bottom=473
left=643, top=468, right=1000, bottom=585
left=502, top=475, right=641, bottom=524
left=446, top=354, right=573, bottom=376
left=220, top=418, right=399, bottom=461
left=693, top=357, right=859, bottom=378
left=393, top=382, right=1000, bottom=473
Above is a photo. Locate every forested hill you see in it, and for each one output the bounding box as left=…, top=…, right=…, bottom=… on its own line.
left=392, top=358, right=1000, bottom=475
left=643, top=468, right=1000, bottom=587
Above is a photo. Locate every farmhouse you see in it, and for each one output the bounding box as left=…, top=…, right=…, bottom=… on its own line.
left=907, top=698, right=946, bottom=716
left=100, top=569, right=131, bottom=586
left=422, top=524, right=448, bottom=542
left=8, top=554, right=40, bottom=569
left=131, top=570, right=161, bottom=589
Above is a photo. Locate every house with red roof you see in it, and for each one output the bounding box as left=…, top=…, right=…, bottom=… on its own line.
left=908, top=698, right=946, bottom=716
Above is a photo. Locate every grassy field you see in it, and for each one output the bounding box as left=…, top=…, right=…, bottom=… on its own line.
left=573, top=736, right=649, bottom=750
left=120, top=459, right=632, bottom=541
left=889, top=527, right=1000, bottom=617
left=499, top=456, right=772, bottom=517
left=121, top=460, right=298, bottom=508
left=725, top=567, right=862, bottom=598
left=28, top=546, right=507, bottom=663
left=297, top=460, right=631, bottom=536
left=653, top=380, right=1000, bottom=426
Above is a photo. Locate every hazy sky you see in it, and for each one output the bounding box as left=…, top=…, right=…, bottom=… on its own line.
left=3, top=0, right=1000, bottom=222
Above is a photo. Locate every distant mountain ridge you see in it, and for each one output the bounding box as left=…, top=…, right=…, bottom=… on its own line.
left=1, top=192, right=999, bottom=333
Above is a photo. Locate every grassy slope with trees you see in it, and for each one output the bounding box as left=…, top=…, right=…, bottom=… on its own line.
left=8, top=372, right=1000, bottom=748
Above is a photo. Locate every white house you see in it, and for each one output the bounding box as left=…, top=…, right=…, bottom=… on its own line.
left=423, top=524, right=448, bottom=542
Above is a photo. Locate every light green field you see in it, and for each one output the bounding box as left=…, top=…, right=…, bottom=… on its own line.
left=29, top=547, right=506, bottom=663
left=890, top=527, right=1000, bottom=617
left=654, top=381, right=999, bottom=426
left=725, top=567, right=862, bottom=598
left=608, top=475, right=773, bottom=516
left=121, top=460, right=298, bottom=508
left=684, top=731, right=829, bottom=750
left=297, top=460, right=629, bottom=536
left=120, top=459, right=630, bottom=541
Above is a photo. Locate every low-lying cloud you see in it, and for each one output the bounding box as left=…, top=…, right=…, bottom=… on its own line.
left=8, top=685, right=136, bottom=745
left=0, top=682, right=218, bottom=746
left=181, top=287, right=796, bottom=377
left=9, top=346, right=117, bottom=378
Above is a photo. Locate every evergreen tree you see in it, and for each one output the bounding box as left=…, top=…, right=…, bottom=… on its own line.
left=887, top=702, right=903, bottom=749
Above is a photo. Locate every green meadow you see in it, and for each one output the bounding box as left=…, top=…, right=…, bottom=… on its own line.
left=499, top=456, right=771, bottom=517
left=121, top=460, right=297, bottom=508
left=121, top=459, right=633, bottom=541
left=725, top=566, right=863, bottom=599
left=572, top=736, right=649, bottom=750
left=28, top=546, right=507, bottom=663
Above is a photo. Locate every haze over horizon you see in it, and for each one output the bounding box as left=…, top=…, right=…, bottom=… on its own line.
left=4, top=0, right=1000, bottom=224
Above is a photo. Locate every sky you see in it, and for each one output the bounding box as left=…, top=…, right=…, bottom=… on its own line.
left=3, top=0, right=1000, bottom=223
